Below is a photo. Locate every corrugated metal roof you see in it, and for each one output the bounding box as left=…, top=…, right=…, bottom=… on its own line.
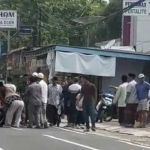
left=55, top=45, right=150, bottom=61
left=21, top=44, right=150, bottom=60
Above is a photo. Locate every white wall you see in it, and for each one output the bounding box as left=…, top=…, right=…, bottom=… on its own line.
left=102, top=58, right=149, bottom=93
left=131, top=16, right=150, bottom=53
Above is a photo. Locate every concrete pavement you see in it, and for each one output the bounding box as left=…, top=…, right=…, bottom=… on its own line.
left=96, top=120, right=150, bottom=138
left=0, top=126, right=150, bottom=150
left=61, top=119, right=150, bottom=138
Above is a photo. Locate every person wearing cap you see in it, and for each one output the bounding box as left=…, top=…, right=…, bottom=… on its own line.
left=47, top=76, right=62, bottom=126
left=32, top=72, right=38, bottom=83
left=25, top=76, right=42, bottom=128
left=37, top=73, right=49, bottom=128
left=32, top=72, right=38, bottom=77
left=124, top=73, right=138, bottom=127
left=136, top=74, right=150, bottom=128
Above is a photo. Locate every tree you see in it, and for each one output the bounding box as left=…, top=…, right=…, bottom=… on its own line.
left=0, top=0, right=107, bottom=49
left=97, top=0, right=122, bottom=41
left=81, top=0, right=122, bottom=45
left=0, top=0, right=122, bottom=48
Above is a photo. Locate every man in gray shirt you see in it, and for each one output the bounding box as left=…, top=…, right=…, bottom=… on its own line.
left=25, top=76, right=42, bottom=128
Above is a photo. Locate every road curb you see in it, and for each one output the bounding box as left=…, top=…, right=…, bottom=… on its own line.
left=96, top=125, right=150, bottom=138
left=61, top=119, right=150, bottom=138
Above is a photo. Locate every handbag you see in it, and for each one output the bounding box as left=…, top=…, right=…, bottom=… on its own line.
left=78, top=96, right=84, bottom=108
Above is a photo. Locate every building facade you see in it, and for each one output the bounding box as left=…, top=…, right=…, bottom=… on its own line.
left=122, top=10, right=150, bottom=52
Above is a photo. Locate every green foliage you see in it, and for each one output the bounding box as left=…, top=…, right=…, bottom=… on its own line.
left=0, top=0, right=122, bottom=48
left=95, top=0, right=122, bottom=41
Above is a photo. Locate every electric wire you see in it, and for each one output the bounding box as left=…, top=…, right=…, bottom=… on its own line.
left=37, top=0, right=146, bottom=30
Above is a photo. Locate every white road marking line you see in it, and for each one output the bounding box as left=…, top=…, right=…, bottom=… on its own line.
left=43, top=134, right=100, bottom=150
left=12, top=127, right=23, bottom=131
left=0, top=148, right=5, bottom=150
left=54, top=127, right=86, bottom=135
left=53, top=127, right=150, bottom=149
left=57, top=127, right=127, bottom=140
left=87, top=132, right=120, bottom=139
left=119, top=140, right=150, bottom=149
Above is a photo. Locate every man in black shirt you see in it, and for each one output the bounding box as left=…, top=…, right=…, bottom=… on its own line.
left=62, top=77, right=72, bottom=126
left=80, top=75, right=97, bottom=132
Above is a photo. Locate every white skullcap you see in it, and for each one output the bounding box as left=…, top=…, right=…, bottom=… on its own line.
left=138, top=73, right=145, bottom=79
left=32, top=72, right=38, bottom=77
left=37, top=73, right=44, bottom=79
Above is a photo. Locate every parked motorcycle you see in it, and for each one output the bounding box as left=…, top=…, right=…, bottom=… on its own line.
left=96, top=92, right=117, bottom=123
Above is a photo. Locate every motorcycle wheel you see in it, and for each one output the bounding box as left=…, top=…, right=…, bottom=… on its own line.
left=103, top=111, right=113, bottom=122
left=96, top=113, right=102, bottom=123
left=95, top=118, right=99, bottom=122
left=99, top=110, right=105, bottom=123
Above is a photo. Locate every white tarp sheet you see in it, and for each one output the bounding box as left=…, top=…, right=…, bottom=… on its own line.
left=46, top=51, right=55, bottom=80
left=55, top=51, right=116, bottom=76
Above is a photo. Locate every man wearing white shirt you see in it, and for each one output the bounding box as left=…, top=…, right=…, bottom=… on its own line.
left=124, top=73, right=138, bottom=127
left=113, top=75, right=128, bottom=126
left=5, top=77, right=16, bottom=92
left=47, top=76, right=62, bottom=126
left=37, top=73, right=49, bottom=128
left=68, top=77, right=81, bottom=127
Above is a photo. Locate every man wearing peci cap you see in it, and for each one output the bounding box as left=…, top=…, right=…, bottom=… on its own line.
left=136, top=74, right=150, bottom=128
left=37, top=73, right=49, bottom=128
left=113, top=75, right=128, bottom=126
left=124, top=73, right=138, bottom=127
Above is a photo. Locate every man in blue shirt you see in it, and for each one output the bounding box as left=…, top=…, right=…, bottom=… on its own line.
left=136, top=74, right=150, bottom=128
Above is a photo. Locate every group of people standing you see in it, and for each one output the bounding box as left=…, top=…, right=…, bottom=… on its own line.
left=63, top=76, right=97, bottom=131
left=0, top=73, right=97, bottom=132
left=114, top=73, right=150, bottom=128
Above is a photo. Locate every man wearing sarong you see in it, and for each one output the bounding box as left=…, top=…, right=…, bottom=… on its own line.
left=113, top=75, right=128, bottom=126
left=124, top=73, right=138, bottom=127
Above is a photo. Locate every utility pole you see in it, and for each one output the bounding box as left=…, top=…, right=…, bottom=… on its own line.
left=38, top=8, right=41, bottom=47
left=32, top=1, right=38, bottom=47
left=0, top=30, right=11, bottom=82
left=6, top=30, right=11, bottom=82
left=87, top=28, right=90, bottom=47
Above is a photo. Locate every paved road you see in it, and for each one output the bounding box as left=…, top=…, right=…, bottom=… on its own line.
left=0, top=127, right=149, bottom=150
